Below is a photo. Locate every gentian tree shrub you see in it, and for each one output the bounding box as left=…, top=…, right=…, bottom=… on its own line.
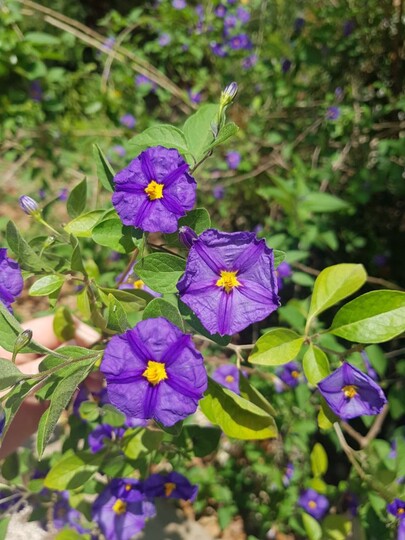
left=0, top=84, right=405, bottom=540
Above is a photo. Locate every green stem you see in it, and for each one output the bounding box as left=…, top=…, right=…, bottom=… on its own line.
left=21, top=352, right=102, bottom=381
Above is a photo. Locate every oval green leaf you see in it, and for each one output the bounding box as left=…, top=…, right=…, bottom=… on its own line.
left=303, top=344, right=330, bottom=385
left=248, top=328, right=304, bottom=366
left=142, top=298, right=184, bottom=330
left=29, top=275, right=65, bottom=296
left=136, top=253, right=186, bottom=293
left=64, top=210, right=104, bottom=238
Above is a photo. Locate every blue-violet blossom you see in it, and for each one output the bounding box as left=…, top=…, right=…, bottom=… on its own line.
left=212, top=364, right=241, bottom=394
left=144, top=472, right=198, bottom=501
left=298, top=489, right=329, bottom=520
left=0, top=249, right=23, bottom=312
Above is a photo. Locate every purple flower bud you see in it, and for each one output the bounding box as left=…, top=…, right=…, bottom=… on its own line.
left=226, top=150, right=241, bottom=170
left=172, top=0, right=186, bottom=9
left=19, top=195, right=40, bottom=216
left=242, top=54, right=258, bottom=69
left=188, top=89, right=202, bottom=104
left=276, top=261, right=292, bottom=289
left=158, top=33, right=171, bottom=46
left=326, top=106, right=340, bottom=120
left=179, top=226, right=198, bottom=249
left=221, top=81, right=238, bottom=105
left=212, top=185, right=225, bottom=199
left=119, top=114, right=136, bottom=129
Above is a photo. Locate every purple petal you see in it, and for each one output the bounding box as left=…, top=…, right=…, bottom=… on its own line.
left=141, top=149, right=156, bottom=180
left=217, top=291, right=234, bottom=335
left=162, top=163, right=189, bottom=187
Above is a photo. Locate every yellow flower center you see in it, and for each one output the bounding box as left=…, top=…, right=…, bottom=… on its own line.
left=112, top=499, right=127, bottom=515
left=292, top=370, right=300, bottom=379
left=133, top=279, right=145, bottom=289
left=216, top=270, right=240, bottom=293
left=308, top=500, right=317, bottom=509
left=398, top=508, right=405, bottom=515
left=342, top=385, right=358, bottom=399
left=125, top=484, right=132, bottom=491
left=142, top=360, right=168, bottom=385
left=145, top=180, right=164, bottom=200
left=225, top=375, right=235, bottom=383
left=164, top=482, right=176, bottom=497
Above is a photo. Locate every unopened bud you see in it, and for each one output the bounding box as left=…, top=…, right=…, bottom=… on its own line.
left=19, top=195, right=40, bottom=217
left=179, top=226, right=198, bottom=249
left=220, top=82, right=238, bottom=107
left=12, top=329, right=33, bottom=362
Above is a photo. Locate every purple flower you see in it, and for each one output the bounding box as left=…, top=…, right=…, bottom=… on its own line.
left=58, top=188, right=69, bottom=201
left=214, top=4, right=227, bottom=17
left=399, top=521, right=405, bottom=540
left=188, top=89, right=202, bottom=104
left=298, top=489, right=329, bottom=520
left=281, top=58, right=292, bottom=73
left=236, top=7, right=250, bottom=23
left=19, top=195, right=40, bottom=216
left=294, top=17, right=305, bottom=32
left=195, top=4, right=204, bottom=20
left=317, top=362, right=387, bottom=420
left=210, top=41, right=227, bottom=57
left=224, top=14, right=237, bottom=30
left=103, top=37, right=116, bottom=50
left=101, top=318, right=207, bottom=426
left=229, top=33, right=252, bottom=50
left=172, top=0, right=186, bottom=9
left=242, top=54, right=258, bottom=69
left=112, top=146, right=196, bottom=234
left=88, top=424, right=125, bottom=453
left=213, top=185, right=225, bottom=199
left=282, top=462, right=294, bottom=487
left=179, top=226, right=198, bottom=249
left=177, top=229, right=280, bottom=336
left=92, top=479, right=155, bottom=540
left=158, top=33, right=171, bottom=46
left=144, top=472, right=198, bottom=501
left=360, top=350, right=378, bottom=381
left=276, top=261, right=292, bottom=290
left=29, top=81, right=43, bottom=102
left=111, top=145, right=126, bottom=158
left=373, top=254, right=388, bottom=267
left=119, top=114, right=136, bottom=129
left=342, top=492, right=359, bottom=516
left=343, top=20, right=356, bottom=37
left=53, top=492, right=89, bottom=534
left=135, top=75, right=157, bottom=91
left=226, top=150, right=241, bottom=170
left=388, top=499, right=405, bottom=519
left=212, top=364, right=241, bottom=394
left=0, top=249, right=23, bottom=312
left=38, top=188, right=46, bottom=200
left=277, top=361, right=301, bottom=388
left=326, top=106, right=340, bottom=120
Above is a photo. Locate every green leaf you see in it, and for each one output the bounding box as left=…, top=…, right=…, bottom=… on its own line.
left=273, top=250, right=286, bottom=268
left=70, top=236, right=87, bottom=275
left=101, top=404, right=126, bottom=427
left=185, top=426, right=221, bottom=457
left=330, top=290, right=405, bottom=343
left=78, top=401, right=99, bottom=422
left=0, top=359, right=24, bottom=390
left=322, top=515, right=352, bottom=540
left=6, top=220, right=52, bottom=272
left=302, top=512, right=323, bottom=540
left=142, top=298, right=184, bottom=330
left=77, top=287, right=91, bottom=319
left=310, top=442, right=328, bottom=477
left=25, top=31, right=59, bottom=45
left=44, top=450, right=103, bottom=490
left=301, top=192, right=350, bottom=213
left=303, top=344, right=330, bottom=385
left=92, top=218, right=135, bottom=253
left=317, top=398, right=337, bottom=430
left=1, top=380, right=39, bottom=442
left=55, top=530, right=83, bottom=540
left=93, top=144, right=115, bottom=192
left=53, top=306, right=75, bottom=341
left=179, top=301, right=231, bottom=346
left=67, top=178, right=87, bottom=218
left=248, top=328, right=304, bottom=366
left=180, top=208, right=211, bottom=234
left=37, top=360, right=96, bottom=457
left=199, top=378, right=278, bottom=440
left=205, top=122, right=239, bottom=152
left=98, top=287, right=147, bottom=310
left=106, top=294, right=130, bottom=333
left=122, top=429, right=163, bottom=460
left=64, top=210, right=104, bottom=238
left=29, top=275, right=65, bottom=296
left=183, top=104, right=218, bottom=161
left=0, top=517, right=10, bottom=540
left=239, top=374, right=276, bottom=416
left=136, top=253, right=186, bottom=293
left=307, top=264, right=367, bottom=327
left=129, top=125, right=190, bottom=158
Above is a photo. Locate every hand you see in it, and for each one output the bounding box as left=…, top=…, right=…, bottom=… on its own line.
left=0, top=315, right=102, bottom=459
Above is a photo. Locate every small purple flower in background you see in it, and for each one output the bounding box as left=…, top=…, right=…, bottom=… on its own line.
left=210, top=41, right=227, bottom=57
left=335, top=86, right=344, bottom=100
left=195, top=4, right=204, bottom=20
left=88, top=424, right=125, bottom=453
left=226, top=150, right=241, bottom=170
left=388, top=499, right=405, bottom=519
left=144, top=472, right=198, bottom=501
left=236, top=7, right=250, bottom=23
left=29, top=81, right=43, bottom=102
left=158, top=33, right=171, bottom=46
left=214, top=4, right=227, bottom=17
left=0, top=409, right=5, bottom=438
left=242, top=53, right=258, bottom=69
left=276, top=261, right=292, bottom=290
left=294, top=17, right=305, bottom=33
left=53, top=492, right=89, bottom=534
left=212, top=185, right=225, bottom=199
left=212, top=364, right=241, bottom=394
left=92, top=479, right=155, bottom=540
left=343, top=20, right=356, bottom=37
left=177, top=229, right=280, bottom=336
left=298, top=489, right=329, bottom=520
left=119, top=113, right=136, bottom=129
left=188, top=89, right=202, bottom=104
left=326, top=106, right=340, bottom=120
left=317, top=362, right=387, bottom=420
left=135, top=74, right=157, bottom=92
left=172, top=0, right=186, bottom=9
left=229, top=33, right=252, bottom=50
left=0, top=249, right=23, bottom=312
left=389, top=439, right=398, bottom=459
left=101, top=318, right=207, bottom=426
left=38, top=188, right=46, bottom=201
left=224, top=14, right=237, bottom=30
left=102, top=36, right=116, bottom=50
left=282, top=462, right=294, bottom=487
left=179, top=226, right=198, bottom=249
left=112, top=146, right=196, bottom=233
left=277, top=361, right=301, bottom=388
left=360, top=350, right=378, bottom=381
left=111, top=145, right=126, bottom=158
left=373, top=253, right=388, bottom=267
left=58, top=188, right=69, bottom=201
left=342, top=492, right=359, bottom=516
left=19, top=195, right=40, bottom=216
left=281, top=58, right=292, bottom=73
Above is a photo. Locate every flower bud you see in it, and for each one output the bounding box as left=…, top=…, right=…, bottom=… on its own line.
left=14, top=329, right=33, bottom=352
left=19, top=195, right=40, bottom=217
left=220, top=82, right=238, bottom=107
left=179, top=226, right=198, bottom=249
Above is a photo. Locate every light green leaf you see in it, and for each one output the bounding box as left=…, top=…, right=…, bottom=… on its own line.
left=53, top=306, right=75, bottom=341
left=93, top=144, right=115, bottom=192
left=273, top=250, right=286, bottom=268
left=205, top=122, right=239, bottom=152
left=317, top=398, right=337, bottom=430
left=6, top=220, right=52, bottom=272
left=199, top=378, right=278, bottom=440
left=183, top=104, right=218, bottom=161
left=67, top=178, right=87, bottom=218
left=101, top=404, right=126, bottom=427
left=129, top=125, right=190, bottom=158
left=29, top=275, right=64, bottom=296
left=122, top=429, right=163, bottom=460
left=25, top=31, right=59, bottom=45
left=239, top=374, right=276, bottom=416
left=179, top=207, right=211, bottom=234
left=322, top=515, right=352, bottom=540
left=307, top=264, right=367, bottom=328
left=142, top=298, right=184, bottom=330
left=310, top=442, right=328, bottom=477
left=44, top=450, right=103, bottom=490
left=64, top=210, right=104, bottom=238
left=92, top=218, right=135, bottom=253
left=76, top=287, right=91, bottom=320
left=303, top=344, right=330, bottom=385
left=78, top=401, right=100, bottom=422
left=136, top=253, right=186, bottom=293
left=55, top=530, right=83, bottom=540
left=248, top=328, right=304, bottom=366
left=330, top=290, right=405, bottom=343
left=0, top=517, right=10, bottom=540
left=0, top=359, right=24, bottom=390
left=70, top=236, right=87, bottom=275
left=301, top=192, right=350, bottom=213
left=302, top=512, right=323, bottom=540
left=1, top=380, right=39, bottom=443
left=106, top=294, right=130, bottom=333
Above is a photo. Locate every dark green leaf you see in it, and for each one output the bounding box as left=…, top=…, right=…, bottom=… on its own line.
left=92, top=218, right=135, bottom=253
left=93, top=144, right=115, bottom=192
left=129, top=125, right=190, bottom=158
left=6, top=220, right=52, bottom=272
left=106, top=294, right=130, bottom=333
left=205, top=122, right=239, bottom=152
left=185, top=426, right=221, bottom=457
left=142, top=298, right=184, bottom=330
left=136, top=253, right=186, bottom=293
left=67, top=178, right=87, bottom=218
left=44, top=450, right=103, bottom=490
left=0, top=359, right=24, bottom=390
left=64, top=210, right=104, bottom=238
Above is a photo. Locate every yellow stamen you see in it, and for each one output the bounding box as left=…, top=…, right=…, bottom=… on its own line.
left=216, top=270, right=240, bottom=293
left=164, top=482, right=176, bottom=497
left=308, top=500, right=317, bottom=509
left=112, top=499, right=127, bottom=515
left=144, top=180, right=164, bottom=200
left=398, top=508, right=405, bottom=515
left=125, top=484, right=132, bottom=491
left=225, top=375, right=235, bottom=383
left=291, top=370, right=300, bottom=379
left=342, top=385, right=358, bottom=399
left=133, top=279, right=145, bottom=289
left=142, top=360, right=168, bottom=386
